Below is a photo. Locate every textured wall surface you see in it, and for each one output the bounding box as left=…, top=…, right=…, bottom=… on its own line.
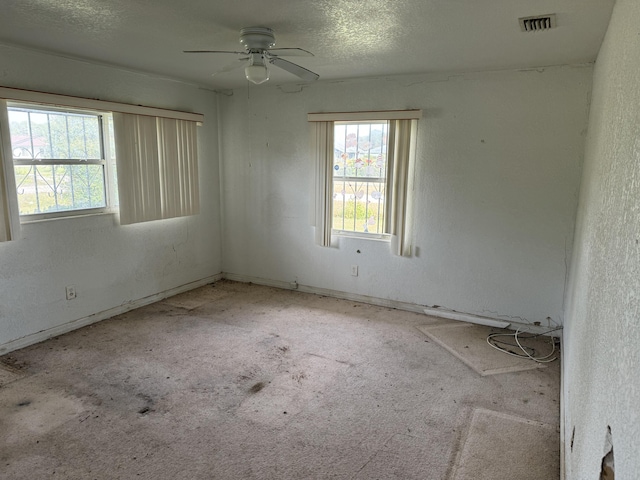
left=219, top=66, right=592, bottom=325
left=563, top=0, right=640, bottom=477
left=0, top=45, right=222, bottom=348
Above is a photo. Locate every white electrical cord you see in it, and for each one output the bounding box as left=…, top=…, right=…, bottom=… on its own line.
left=486, top=326, right=562, bottom=363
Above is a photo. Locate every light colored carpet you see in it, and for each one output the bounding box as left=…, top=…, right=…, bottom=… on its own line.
left=162, top=284, right=231, bottom=310
left=0, top=281, right=560, bottom=479
left=450, top=408, right=559, bottom=480
left=416, top=323, right=550, bottom=376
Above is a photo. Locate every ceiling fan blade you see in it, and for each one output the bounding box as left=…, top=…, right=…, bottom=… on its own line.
left=267, top=48, right=314, bottom=57
left=270, top=57, right=319, bottom=82
left=212, top=58, right=249, bottom=77
left=183, top=50, right=246, bottom=55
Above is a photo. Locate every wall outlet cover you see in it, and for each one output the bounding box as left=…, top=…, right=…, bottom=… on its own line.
left=65, top=286, right=77, bottom=300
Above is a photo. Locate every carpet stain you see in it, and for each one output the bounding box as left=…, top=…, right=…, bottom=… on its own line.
left=0, top=357, right=28, bottom=370
left=291, top=372, right=307, bottom=383
left=136, top=393, right=154, bottom=414
left=1, top=388, right=86, bottom=438
left=249, top=382, right=266, bottom=394
left=0, top=358, right=29, bottom=388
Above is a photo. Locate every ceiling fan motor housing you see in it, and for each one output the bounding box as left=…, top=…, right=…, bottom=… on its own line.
left=240, top=27, right=276, bottom=52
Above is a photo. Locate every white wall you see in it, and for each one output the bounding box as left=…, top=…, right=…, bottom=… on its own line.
left=563, top=0, right=640, bottom=477
left=219, top=66, right=592, bottom=326
left=0, top=45, right=222, bottom=350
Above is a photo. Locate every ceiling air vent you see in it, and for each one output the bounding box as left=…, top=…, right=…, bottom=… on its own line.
left=519, top=14, right=557, bottom=32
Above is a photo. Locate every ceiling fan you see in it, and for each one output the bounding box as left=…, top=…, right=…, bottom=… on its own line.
left=184, top=27, right=319, bottom=85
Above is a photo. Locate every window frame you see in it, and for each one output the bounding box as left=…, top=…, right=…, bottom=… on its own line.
left=331, top=119, right=391, bottom=239
left=309, top=110, right=420, bottom=256
left=5, top=101, right=118, bottom=222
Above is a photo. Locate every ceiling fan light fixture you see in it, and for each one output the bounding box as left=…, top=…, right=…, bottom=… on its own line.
left=245, top=64, right=269, bottom=84
left=184, top=26, right=318, bottom=84
left=245, top=53, right=270, bottom=84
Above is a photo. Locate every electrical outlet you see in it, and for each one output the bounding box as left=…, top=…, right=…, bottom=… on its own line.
left=351, top=265, right=358, bottom=277
left=65, top=285, right=77, bottom=300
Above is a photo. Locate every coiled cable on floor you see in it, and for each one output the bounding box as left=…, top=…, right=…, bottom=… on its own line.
left=486, top=326, right=562, bottom=363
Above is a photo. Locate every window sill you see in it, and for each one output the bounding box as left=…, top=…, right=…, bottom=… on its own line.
left=20, top=209, right=118, bottom=224
left=332, top=230, right=390, bottom=242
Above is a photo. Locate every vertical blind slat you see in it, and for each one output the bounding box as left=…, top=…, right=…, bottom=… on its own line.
left=0, top=100, right=13, bottom=241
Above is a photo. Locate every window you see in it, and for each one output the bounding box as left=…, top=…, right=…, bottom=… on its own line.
left=333, top=121, right=389, bottom=235
left=7, top=103, right=115, bottom=218
left=309, top=110, right=420, bottom=256
left=0, top=86, right=203, bottom=241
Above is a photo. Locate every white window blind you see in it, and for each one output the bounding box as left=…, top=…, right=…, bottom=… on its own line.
left=113, top=113, right=199, bottom=225
left=388, top=119, right=418, bottom=257
left=309, top=110, right=419, bottom=256
left=0, top=133, right=13, bottom=241
left=310, top=121, right=334, bottom=247
left=0, top=99, right=19, bottom=242
left=0, top=162, right=11, bottom=241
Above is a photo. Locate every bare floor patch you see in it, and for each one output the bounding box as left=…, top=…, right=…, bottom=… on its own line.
left=416, top=323, right=548, bottom=376
left=450, top=408, right=558, bottom=480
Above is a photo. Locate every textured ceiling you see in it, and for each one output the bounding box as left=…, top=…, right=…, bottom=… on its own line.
left=0, top=0, right=615, bottom=90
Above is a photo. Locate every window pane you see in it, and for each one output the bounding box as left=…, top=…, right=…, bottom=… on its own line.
left=8, top=105, right=107, bottom=216
left=333, top=121, right=388, bottom=234
left=8, top=107, right=102, bottom=160
left=49, top=113, right=69, bottom=159
left=14, top=164, right=106, bottom=215
left=332, top=179, right=386, bottom=234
